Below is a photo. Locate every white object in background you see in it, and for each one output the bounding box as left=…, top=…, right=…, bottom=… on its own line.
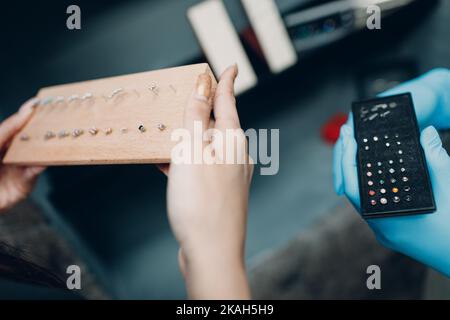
left=187, top=0, right=258, bottom=95
left=241, top=0, right=298, bottom=74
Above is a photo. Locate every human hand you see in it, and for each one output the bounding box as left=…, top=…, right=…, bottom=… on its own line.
left=162, top=65, right=253, bottom=299
left=333, top=68, right=450, bottom=277
left=0, top=98, right=46, bottom=213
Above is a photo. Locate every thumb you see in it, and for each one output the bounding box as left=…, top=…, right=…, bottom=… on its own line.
left=421, top=126, right=450, bottom=189
left=0, top=98, right=38, bottom=148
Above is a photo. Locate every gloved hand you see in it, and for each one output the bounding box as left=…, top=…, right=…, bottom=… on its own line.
left=333, top=68, right=450, bottom=277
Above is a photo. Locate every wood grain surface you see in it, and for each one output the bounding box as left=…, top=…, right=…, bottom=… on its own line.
left=3, top=63, right=217, bottom=166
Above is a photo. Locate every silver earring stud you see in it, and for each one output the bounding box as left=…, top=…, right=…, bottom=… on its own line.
left=149, top=83, right=159, bottom=96
left=157, top=124, right=166, bottom=131
left=58, top=130, right=69, bottom=138
left=55, top=96, right=65, bottom=104
left=105, top=128, right=113, bottom=135
left=138, top=125, right=146, bottom=133
left=45, top=131, right=56, bottom=140
left=68, top=95, right=79, bottom=102
left=42, top=97, right=54, bottom=106
left=133, top=89, right=141, bottom=98
left=73, top=129, right=84, bottom=137
left=108, top=88, right=123, bottom=99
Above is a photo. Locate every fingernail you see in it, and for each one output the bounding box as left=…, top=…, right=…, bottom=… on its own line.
left=195, top=72, right=212, bottom=101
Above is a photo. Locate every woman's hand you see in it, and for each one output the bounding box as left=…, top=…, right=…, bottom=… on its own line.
left=0, top=98, right=46, bottom=213
left=333, top=68, right=450, bottom=277
left=161, top=65, right=254, bottom=299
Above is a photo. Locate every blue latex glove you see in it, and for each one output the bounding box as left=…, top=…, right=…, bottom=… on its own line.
left=333, top=68, right=450, bottom=277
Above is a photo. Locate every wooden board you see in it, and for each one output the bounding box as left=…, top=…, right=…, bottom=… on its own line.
left=3, top=63, right=217, bottom=166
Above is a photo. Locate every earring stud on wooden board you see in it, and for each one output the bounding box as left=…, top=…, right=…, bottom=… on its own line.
left=157, top=124, right=166, bottom=131
left=105, top=128, right=113, bottom=135
left=82, top=93, right=93, bottom=100
left=89, top=127, right=99, bottom=135
left=41, top=97, right=54, bottom=106
left=55, top=96, right=65, bottom=104
left=138, top=125, right=146, bottom=133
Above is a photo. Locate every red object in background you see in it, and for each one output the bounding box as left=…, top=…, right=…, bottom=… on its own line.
left=321, top=113, right=349, bottom=145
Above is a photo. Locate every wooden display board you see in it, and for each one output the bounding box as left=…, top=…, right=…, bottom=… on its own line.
left=3, top=63, right=217, bottom=166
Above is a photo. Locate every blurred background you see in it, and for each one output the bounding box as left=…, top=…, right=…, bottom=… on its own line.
left=1, top=0, right=450, bottom=299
